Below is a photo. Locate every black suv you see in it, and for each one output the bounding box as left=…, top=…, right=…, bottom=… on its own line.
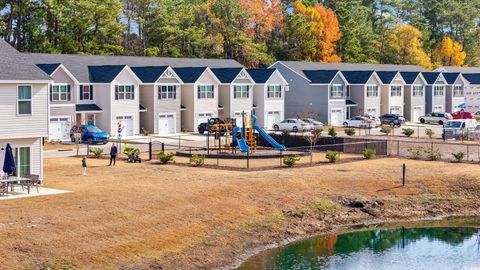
left=379, top=114, right=405, bottom=127
left=197, top=118, right=234, bottom=134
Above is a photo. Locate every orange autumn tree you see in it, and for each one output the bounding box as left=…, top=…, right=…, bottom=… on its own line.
left=240, top=0, right=284, bottom=42
left=432, top=36, right=466, bottom=67
left=293, top=0, right=341, bottom=62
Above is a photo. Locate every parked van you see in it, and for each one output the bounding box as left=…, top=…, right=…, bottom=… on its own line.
left=442, top=119, right=478, bottom=140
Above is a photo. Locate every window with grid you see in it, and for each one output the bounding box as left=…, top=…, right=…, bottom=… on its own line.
left=413, top=85, right=423, bottom=96
left=198, top=85, right=214, bottom=99
left=330, top=85, right=343, bottom=98
left=366, top=85, right=378, bottom=97
left=158, top=85, right=177, bottom=100
left=51, top=84, right=71, bottom=101
left=390, top=85, right=402, bottom=96
left=18, top=85, right=32, bottom=115
left=454, top=85, right=464, bottom=97
left=267, top=85, right=281, bottom=98
left=434, top=85, right=444, bottom=96
left=115, top=85, right=135, bottom=100
left=233, top=85, right=249, bottom=99
left=80, top=85, right=93, bottom=100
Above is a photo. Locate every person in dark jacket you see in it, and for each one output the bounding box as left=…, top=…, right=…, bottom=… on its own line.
left=109, top=144, right=118, bottom=166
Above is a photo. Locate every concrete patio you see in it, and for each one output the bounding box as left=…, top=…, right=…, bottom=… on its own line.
left=0, top=186, right=70, bottom=200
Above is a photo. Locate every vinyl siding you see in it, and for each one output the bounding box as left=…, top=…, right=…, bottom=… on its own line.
left=254, top=71, right=286, bottom=129
left=93, top=84, right=112, bottom=135
left=110, top=69, right=140, bottom=135
left=192, top=71, right=219, bottom=130
left=139, top=85, right=155, bottom=134
left=50, top=67, right=76, bottom=106
left=181, top=84, right=195, bottom=132
left=218, top=85, right=231, bottom=118
left=154, top=80, right=182, bottom=133
left=0, top=137, right=43, bottom=179
left=380, top=76, right=404, bottom=115
left=446, top=77, right=466, bottom=113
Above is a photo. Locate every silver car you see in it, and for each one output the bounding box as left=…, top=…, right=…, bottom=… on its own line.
left=301, top=118, right=324, bottom=130
left=273, top=119, right=312, bottom=132
left=419, top=112, right=452, bottom=125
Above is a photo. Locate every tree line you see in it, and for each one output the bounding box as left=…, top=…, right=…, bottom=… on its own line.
left=1, top=0, right=478, bottom=69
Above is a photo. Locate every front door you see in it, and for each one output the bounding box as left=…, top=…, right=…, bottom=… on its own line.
left=158, top=114, right=176, bottom=134
left=413, top=106, right=422, bottom=122
left=266, top=111, right=280, bottom=129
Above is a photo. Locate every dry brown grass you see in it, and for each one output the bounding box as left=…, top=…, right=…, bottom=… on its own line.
left=0, top=156, right=479, bottom=269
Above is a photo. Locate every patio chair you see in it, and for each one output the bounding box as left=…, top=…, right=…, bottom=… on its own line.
left=20, top=174, right=41, bottom=194
left=0, top=174, right=8, bottom=196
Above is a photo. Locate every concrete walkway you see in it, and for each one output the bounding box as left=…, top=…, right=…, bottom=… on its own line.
left=0, top=187, right=71, bottom=200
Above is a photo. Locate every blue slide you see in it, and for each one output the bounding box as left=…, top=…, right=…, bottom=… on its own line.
left=233, top=126, right=250, bottom=153
left=252, top=115, right=286, bottom=151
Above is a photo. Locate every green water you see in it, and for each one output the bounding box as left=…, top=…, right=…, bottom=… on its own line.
left=237, top=220, right=480, bottom=270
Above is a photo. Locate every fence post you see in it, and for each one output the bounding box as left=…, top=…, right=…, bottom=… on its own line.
left=280, top=150, right=283, bottom=166
left=467, top=144, right=470, bottom=161
left=397, top=140, right=400, bottom=156
left=161, top=142, right=165, bottom=153
left=431, top=142, right=433, bottom=152
left=402, top=163, right=406, bottom=186
left=247, top=150, right=250, bottom=169
left=148, top=141, right=152, bottom=161
left=178, top=135, right=181, bottom=148
left=417, top=126, right=420, bottom=139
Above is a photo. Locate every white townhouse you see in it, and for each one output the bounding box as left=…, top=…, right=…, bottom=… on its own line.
left=342, top=70, right=382, bottom=118
left=0, top=39, right=52, bottom=180
left=462, top=74, right=480, bottom=113
left=442, top=72, right=467, bottom=113
left=422, top=72, right=448, bottom=113
left=401, top=71, right=427, bottom=122
left=247, top=68, right=288, bottom=129
left=211, top=68, right=256, bottom=126
left=377, top=71, right=406, bottom=115
left=173, top=67, right=221, bottom=132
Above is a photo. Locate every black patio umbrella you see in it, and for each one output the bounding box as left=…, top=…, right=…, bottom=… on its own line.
left=2, top=144, right=16, bottom=176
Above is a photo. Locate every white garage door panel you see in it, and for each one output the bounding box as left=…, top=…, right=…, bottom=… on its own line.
left=198, top=113, right=213, bottom=127
left=50, top=117, right=71, bottom=140
left=266, top=111, right=280, bottom=129
left=159, top=114, right=176, bottom=134
left=330, top=109, right=343, bottom=127
left=413, top=107, right=422, bottom=122
left=116, top=116, right=134, bottom=137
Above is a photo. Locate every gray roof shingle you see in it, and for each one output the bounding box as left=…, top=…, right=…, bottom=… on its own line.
left=0, top=39, right=52, bottom=81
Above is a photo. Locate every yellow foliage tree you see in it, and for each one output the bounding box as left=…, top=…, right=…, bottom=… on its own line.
left=384, top=25, right=432, bottom=70
left=293, top=0, right=341, bottom=62
left=432, top=37, right=466, bottom=67
left=239, top=0, right=284, bottom=42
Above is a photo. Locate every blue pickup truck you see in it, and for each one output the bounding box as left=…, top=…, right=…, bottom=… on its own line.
left=70, top=124, right=110, bottom=144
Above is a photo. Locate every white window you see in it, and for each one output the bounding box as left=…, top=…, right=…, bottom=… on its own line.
left=80, top=85, right=93, bottom=100
left=159, top=85, right=177, bottom=100
left=18, top=85, right=32, bottom=115
left=390, top=85, right=402, bottom=97
left=198, top=85, right=214, bottom=99
left=267, top=85, right=282, bottom=98
left=413, top=85, right=423, bottom=96
left=330, top=84, right=343, bottom=98
left=434, top=105, right=443, bottom=112
left=115, top=85, right=135, bottom=100
left=366, top=85, right=378, bottom=97
left=51, top=84, right=70, bottom=101
left=434, top=85, right=444, bottom=96
left=233, top=85, right=249, bottom=99
left=454, top=85, right=464, bottom=97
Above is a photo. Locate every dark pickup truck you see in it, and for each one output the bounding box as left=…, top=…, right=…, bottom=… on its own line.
left=197, top=118, right=235, bottom=134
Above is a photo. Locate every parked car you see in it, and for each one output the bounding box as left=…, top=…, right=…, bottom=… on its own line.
left=442, top=119, right=478, bottom=140
left=197, top=118, right=235, bottom=134
left=379, top=114, right=405, bottom=127
left=419, top=112, right=452, bottom=125
left=70, top=124, right=109, bottom=144
left=273, top=119, right=311, bottom=132
left=301, top=118, right=324, bottom=130
left=362, top=115, right=381, bottom=127
left=475, top=111, right=480, bottom=121
left=343, top=116, right=375, bottom=128
left=451, top=110, right=474, bottom=120
left=470, top=124, right=480, bottom=140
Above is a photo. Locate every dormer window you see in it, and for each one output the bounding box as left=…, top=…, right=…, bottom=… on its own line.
left=50, top=84, right=71, bottom=101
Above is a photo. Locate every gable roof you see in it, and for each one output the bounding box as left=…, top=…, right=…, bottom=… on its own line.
left=442, top=72, right=461, bottom=85
left=246, top=69, right=276, bottom=83
left=130, top=66, right=169, bottom=83
left=0, top=39, right=52, bottom=81
left=400, top=71, right=423, bottom=84
left=303, top=70, right=340, bottom=84
left=28, top=53, right=242, bottom=83
left=462, top=73, right=480, bottom=84
left=36, top=63, right=61, bottom=75
left=376, top=71, right=401, bottom=84
left=173, top=67, right=209, bottom=83
left=88, top=65, right=128, bottom=83
left=435, top=66, right=480, bottom=73
left=211, top=68, right=244, bottom=83
left=342, top=70, right=376, bottom=84
left=422, top=72, right=442, bottom=84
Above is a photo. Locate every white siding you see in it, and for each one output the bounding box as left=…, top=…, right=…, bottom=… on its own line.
left=110, top=69, right=140, bottom=136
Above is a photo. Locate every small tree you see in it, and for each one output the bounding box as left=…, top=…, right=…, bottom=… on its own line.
left=283, top=155, right=300, bottom=167
left=424, top=148, right=442, bottom=161
left=451, top=152, right=465, bottom=162
left=328, top=127, right=337, bottom=137
left=362, top=149, right=376, bottom=159
left=159, top=152, right=175, bottom=164
left=304, top=128, right=323, bottom=164
left=380, top=126, right=392, bottom=135
left=344, top=128, right=355, bottom=136
left=407, top=147, right=424, bottom=160
left=402, top=128, right=415, bottom=137
left=325, top=151, right=339, bottom=163
left=425, top=128, right=435, bottom=139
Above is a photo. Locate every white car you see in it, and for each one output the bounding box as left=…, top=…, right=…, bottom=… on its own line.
left=362, top=115, right=381, bottom=127
left=343, top=116, right=375, bottom=128
left=419, top=112, right=452, bottom=125
left=301, top=118, right=324, bottom=130
left=273, top=119, right=311, bottom=132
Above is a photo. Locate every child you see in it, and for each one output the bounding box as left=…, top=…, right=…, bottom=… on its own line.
left=82, top=157, right=87, bottom=176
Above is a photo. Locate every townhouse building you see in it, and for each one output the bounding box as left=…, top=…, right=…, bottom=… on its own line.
left=0, top=39, right=51, bottom=179
left=422, top=72, right=447, bottom=113
left=442, top=72, right=467, bottom=113
left=342, top=70, right=382, bottom=118
left=377, top=71, right=406, bottom=115
left=400, top=71, right=427, bottom=121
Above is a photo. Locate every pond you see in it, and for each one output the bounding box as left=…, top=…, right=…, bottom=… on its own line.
left=236, top=218, right=480, bottom=270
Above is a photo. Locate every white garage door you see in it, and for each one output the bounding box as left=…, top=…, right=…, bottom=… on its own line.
left=158, top=114, right=176, bottom=134
left=390, top=106, right=402, bottom=115
left=330, top=109, right=344, bottom=127
left=49, top=117, right=71, bottom=140
left=116, top=116, right=134, bottom=137
left=413, top=106, right=422, bottom=122
left=266, top=111, right=280, bottom=129
left=234, top=113, right=244, bottom=128
left=198, top=113, right=213, bottom=127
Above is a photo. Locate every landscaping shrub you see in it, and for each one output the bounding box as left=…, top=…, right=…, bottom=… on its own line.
left=123, top=145, right=140, bottom=157
left=451, top=152, right=465, bottom=162
left=402, top=128, right=415, bottom=137
left=281, top=130, right=290, bottom=136
left=283, top=155, right=300, bottom=167
left=380, top=125, right=392, bottom=135
left=344, top=128, right=355, bottom=136
left=425, top=128, right=435, bottom=139
left=325, top=151, right=339, bottom=163
left=159, top=152, right=175, bottom=164
left=407, top=147, right=424, bottom=160
left=89, top=147, right=103, bottom=158
left=362, top=149, right=376, bottom=159
left=190, top=154, right=205, bottom=167
left=424, top=148, right=442, bottom=161
left=328, top=127, right=337, bottom=137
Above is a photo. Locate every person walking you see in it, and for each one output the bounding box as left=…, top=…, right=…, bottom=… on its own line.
left=82, top=157, right=87, bottom=176
left=109, top=144, right=118, bottom=166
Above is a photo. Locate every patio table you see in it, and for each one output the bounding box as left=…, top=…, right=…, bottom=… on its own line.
left=0, top=177, right=33, bottom=194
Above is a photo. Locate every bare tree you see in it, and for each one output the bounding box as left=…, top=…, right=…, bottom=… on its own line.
left=295, top=110, right=320, bottom=120
left=304, top=128, right=323, bottom=164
